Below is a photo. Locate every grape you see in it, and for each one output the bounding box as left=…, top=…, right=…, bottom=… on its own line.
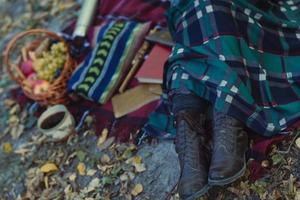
left=32, top=42, right=67, bottom=82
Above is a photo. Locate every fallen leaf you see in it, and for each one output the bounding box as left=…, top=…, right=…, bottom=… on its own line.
left=97, top=128, right=108, bottom=146
left=295, top=191, right=300, bottom=200
left=131, top=183, right=143, bottom=196
left=296, top=137, right=300, bottom=149
left=77, top=162, right=86, bottom=175
left=102, top=176, right=113, bottom=185
left=272, top=189, right=282, bottom=200
left=84, top=178, right=100, bottom=193
left=271, top=154, right=285, bottom=166
left=68, top=173, right=76, bottom=182
left=132, top=156, right=142, bottom=164
left=64, top=184, right=72, bottom=196
left=120, top=173, right=129, bottom=182
left=76, top=150, right=86, bottom=162
left=261, top=160, right=270, bottom=168
left=2, top=142, right=13, bottom=154
left=97, top=136, right=115, bottom=151
left=40, top=163, right=58, bottom=173
left=101, top=154, right=111, bottom=164
left=10, top=124, right=24, bottom=139
left=4, top=99, right=16, bottom=108
left=134, top=163, right=146, bottom=173
left=8, top=115, right=19, bottom=125
left=86, top=169, right=97, bottom=176
left=9, top=104, right=20, bottom=115
left=84, top=115, right=94, bottom=127
left=14, top=147, right=32, bottom=155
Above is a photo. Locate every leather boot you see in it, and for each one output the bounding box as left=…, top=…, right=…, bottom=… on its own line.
left=208, top=110, right=248, bottom=185
left=175, top=109, right=210, bottom=200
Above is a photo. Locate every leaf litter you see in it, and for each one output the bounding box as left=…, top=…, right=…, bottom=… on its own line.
left=0, top=0, right=299, bottom=199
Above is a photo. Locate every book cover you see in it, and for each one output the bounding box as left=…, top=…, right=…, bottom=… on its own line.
left=135, top=44, right=171, bottom=84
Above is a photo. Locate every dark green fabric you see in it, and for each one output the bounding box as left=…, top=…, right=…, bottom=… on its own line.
left=144, top=0, right=300, bottom=138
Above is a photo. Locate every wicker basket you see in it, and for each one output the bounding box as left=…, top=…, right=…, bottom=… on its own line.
left=5, top=29, right=77, bottom=106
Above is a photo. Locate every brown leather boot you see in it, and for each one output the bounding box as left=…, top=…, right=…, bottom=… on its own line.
left=175, top=109, right=210, bottom=200
left=208, top=110, right=248, bottom=186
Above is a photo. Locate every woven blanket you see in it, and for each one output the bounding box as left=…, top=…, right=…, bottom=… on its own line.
left=68, top=19, right=151, bottom=104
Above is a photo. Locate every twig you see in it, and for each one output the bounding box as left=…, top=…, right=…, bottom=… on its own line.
left=276, top=131, right=300, bottom=154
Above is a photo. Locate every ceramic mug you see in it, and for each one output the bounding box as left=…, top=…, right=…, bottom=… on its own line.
left=37, top=104, right=75, bottom=141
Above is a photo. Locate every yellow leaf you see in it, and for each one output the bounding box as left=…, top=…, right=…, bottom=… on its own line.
left=2, top=142, right=13, bottom=154
left=131, top=183, right=143, bottom=196
left=132, top=156, right=142, bottom=164
left=40, top=163, right=58, bottom=173
left=296, top=137, right=300, bottom=149
left=77, top=162, right=86, bottom=175
left=97, top=128, right=108, bottom=146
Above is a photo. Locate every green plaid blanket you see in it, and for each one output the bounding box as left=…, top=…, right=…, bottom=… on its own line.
left=142, top=0, right=300, bottom=139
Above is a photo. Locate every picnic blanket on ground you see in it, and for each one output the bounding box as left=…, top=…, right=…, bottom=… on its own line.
left=10, top=0, right=299, bottom=181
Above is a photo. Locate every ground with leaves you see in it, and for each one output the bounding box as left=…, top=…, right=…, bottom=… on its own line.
left=0, top=0, right=300, bottom=200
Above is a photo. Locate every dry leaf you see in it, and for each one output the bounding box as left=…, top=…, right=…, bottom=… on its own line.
left=120, top=173, right=129, bottom=182
left=10, top=124, right=24, bottom=139
left=84, top=178, right=100, bottom=193
left=101, top=154, right=111, bottom=164
left=68, top=173, right=76, bottom=182
left=64, top=184, right=73, bottom=196
left=9, top=104, right=20, bottom=115
left=40, top=163, right=58, bottom=173
left=261, top=160, right=269, bottom=168
left=97, top=128, right=108, bottom=146
left=77, top=162, right=86, bottom=175
left=295, top=191, right=300, bottom=200
left=86, top=169, right=97, bottom=176
left=131, top=183, right=143, bottom=196
left=4, top=99, right=16, bottom=108
left=97, top=136, right=115, bottom=151
left=296, top=137, right=300, bottom=149
left=8, top=115, right=19, bottom=125
left=14, top=147, right=32, bottom=155
left=132, top=156, right=142, bottom=164
left=2, top=142, right=13, bottom=154
left=134, top=163, right=146, bottom=173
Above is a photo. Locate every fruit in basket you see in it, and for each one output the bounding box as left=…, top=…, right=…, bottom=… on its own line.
left=20, top=60, right=34, bottom=77
left=26, top=73, right=38, bottom=86
left=32, top=42, right=67, bottom=82
left=33, top=80, right=50, bottom=95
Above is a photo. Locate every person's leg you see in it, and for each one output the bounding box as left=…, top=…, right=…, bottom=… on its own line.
left=208, top=110, right=248, bottom=185
left=172, top=93, right=211, bottom=199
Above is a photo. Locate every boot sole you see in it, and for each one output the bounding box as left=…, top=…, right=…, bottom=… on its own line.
left=185, top=184, right=210, bottom=200
left=208, top=159, right=246, bottom=186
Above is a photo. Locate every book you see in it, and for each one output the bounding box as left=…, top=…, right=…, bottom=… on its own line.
left=112, top=84, right=162, bottom=118
left=135, top=44, right=171, bottom=84
left=145, top=27, right=174, bottom=47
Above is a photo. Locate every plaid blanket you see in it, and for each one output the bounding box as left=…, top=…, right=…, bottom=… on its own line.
left=144, top=0, right=300, bottom=138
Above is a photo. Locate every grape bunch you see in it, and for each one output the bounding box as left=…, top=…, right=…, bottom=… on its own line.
left=33, top=42, right=67, bottom=82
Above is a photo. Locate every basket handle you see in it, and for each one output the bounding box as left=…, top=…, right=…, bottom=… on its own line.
left=5, top=29, right=67, bottom=83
